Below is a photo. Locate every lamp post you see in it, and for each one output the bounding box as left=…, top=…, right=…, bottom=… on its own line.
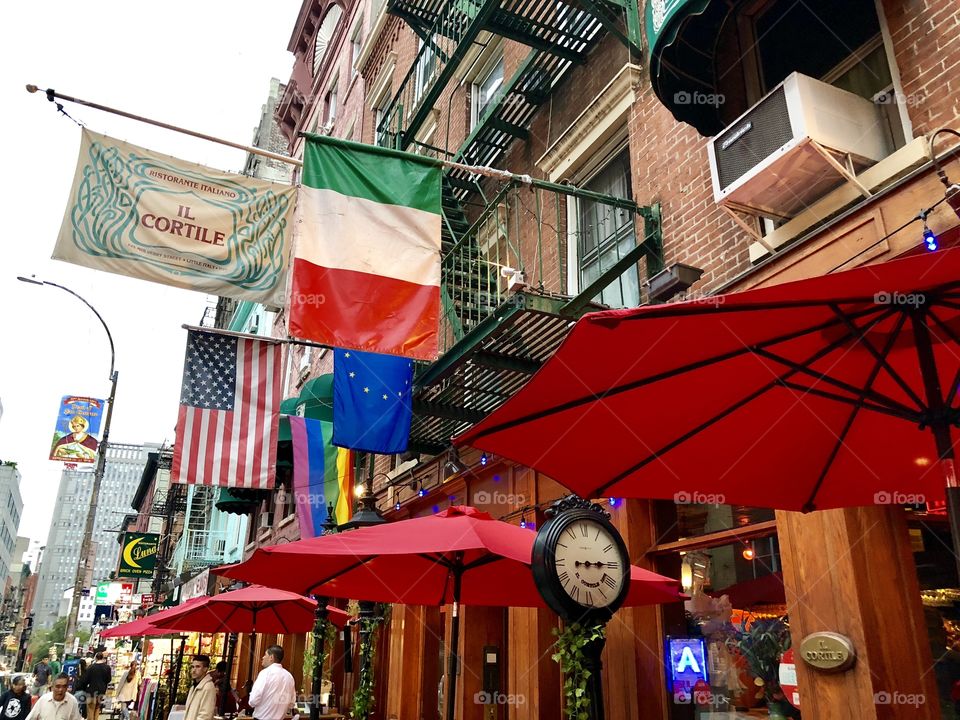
left=17, top=276, right=117, bottom=651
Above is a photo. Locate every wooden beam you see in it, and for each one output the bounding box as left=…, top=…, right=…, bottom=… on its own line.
left=645, top=519, right=778, bottom=555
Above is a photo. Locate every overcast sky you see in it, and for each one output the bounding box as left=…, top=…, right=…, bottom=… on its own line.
left=0, top=1, right=302, bottom=553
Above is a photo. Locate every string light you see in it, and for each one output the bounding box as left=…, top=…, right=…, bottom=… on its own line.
left=480, top=452, right=488, bottom=466
left=394, top=502, right=401, bottom=511
left=608, top=497, right=620, bottom=508
left=742, top=544, right=756, bottom=561
left=923, top=221, right=939, bottom=252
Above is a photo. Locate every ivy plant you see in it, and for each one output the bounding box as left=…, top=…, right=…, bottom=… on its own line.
left=351, top=604, right=389, bottom=719
left=551, top=621, right=605, bottom=720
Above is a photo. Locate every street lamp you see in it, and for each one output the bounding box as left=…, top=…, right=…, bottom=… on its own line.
left=17, top=276, right=118, bottom=650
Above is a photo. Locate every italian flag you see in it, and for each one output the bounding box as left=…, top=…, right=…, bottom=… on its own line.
left=290, top=135, right=442, bottom=360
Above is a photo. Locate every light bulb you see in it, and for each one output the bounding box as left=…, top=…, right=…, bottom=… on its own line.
left=923, top=226, right=939, bottom=252
left=480, top=453, right=488, bottom=466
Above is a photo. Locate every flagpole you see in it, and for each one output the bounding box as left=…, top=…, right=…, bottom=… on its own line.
left=26, top=85, right=298, bottom=169
left=27, top=85, right=535, bottom=183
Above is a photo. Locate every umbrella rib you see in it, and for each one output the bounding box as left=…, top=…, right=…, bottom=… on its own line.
left=593, top=311, right=885, bottom=496
left=752, top=343, right=919, bottom=417
left=776, top=381, right=919, bottom=421
left=803, top=311, right=910, bottom=511
left=304, top=557, right=376, bottom=595
left=926, top=308, right=960, bottom=410
left=829, top=303, right=927, bottom=410
left=271, top=604, right=291, bottom=634
left=469, top=304, right=889, bottom=442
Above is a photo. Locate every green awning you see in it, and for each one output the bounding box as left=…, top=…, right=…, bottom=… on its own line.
left=646, top=0, right=733, bottom=136
left=296, top=374, right=334, bottom=422
left=215, top=487, right=263, bottom=515
left=277, top=397, right=301, bottom=443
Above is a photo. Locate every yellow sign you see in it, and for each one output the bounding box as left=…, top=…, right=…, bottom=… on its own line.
left=117, top=532, right=160, bottom=579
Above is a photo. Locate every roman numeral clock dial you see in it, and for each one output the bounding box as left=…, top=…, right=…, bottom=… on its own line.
left=531, top=497, right=632, bottom=620
left=552, top=521, right=625, bottom=608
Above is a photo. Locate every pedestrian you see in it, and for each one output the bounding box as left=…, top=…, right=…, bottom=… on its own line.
left=25, top=674, right=80, bottom=720
left=74, top=654, right=110, bottom=720
left=247, top=647, right=295, bottom=720
left=209, top=662, right=236, bottom=715
left=183, top=656, right=215, bottom=720
left=0, top=675, right=33, bottom=720
left=113, top=662, right=138, bottom=720
left=45, top=655, right=60, bottom=681
left=30, top=661, right=50, bottom=699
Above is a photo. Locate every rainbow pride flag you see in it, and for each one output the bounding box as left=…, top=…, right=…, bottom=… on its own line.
left=290, top=416, right=354, bottom=536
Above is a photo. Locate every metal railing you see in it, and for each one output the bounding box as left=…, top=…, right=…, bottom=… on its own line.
left=439, top=178, right=660, bottom=352
left=377, top=0, right=491, bottom=149
left=171, top=529, right=229, bottom=574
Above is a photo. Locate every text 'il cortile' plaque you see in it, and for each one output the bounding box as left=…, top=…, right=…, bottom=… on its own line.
left=799, top=632, right=856, bottom=673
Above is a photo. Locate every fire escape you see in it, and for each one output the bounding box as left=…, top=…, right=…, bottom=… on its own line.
left=374, top=0, right=659, bottom=455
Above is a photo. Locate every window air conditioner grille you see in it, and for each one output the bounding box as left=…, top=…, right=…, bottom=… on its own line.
left=714, top=87, right=791, bottom=191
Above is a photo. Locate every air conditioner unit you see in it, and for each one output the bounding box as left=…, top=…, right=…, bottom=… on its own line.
left=707, top=72, right=890, bottom=219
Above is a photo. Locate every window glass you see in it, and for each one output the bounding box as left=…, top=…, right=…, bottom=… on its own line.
left=755, top=0, right=880, bottom=94
left=472, top=55, right=504, bottom=129
left=577, top=149, right=639, bottom=308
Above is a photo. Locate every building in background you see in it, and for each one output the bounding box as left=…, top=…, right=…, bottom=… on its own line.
left=243, top=78, right=295, bottom=184
left=0, top=464, right=23, bottom=586
left=33, top=443, right=159, bottom=628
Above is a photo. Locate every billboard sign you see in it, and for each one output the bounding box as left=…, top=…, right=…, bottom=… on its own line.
left=117, top=533, right=160, bottom=579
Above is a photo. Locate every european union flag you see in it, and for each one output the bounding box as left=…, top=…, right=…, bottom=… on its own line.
left=333, top=349, right=414, bottom=453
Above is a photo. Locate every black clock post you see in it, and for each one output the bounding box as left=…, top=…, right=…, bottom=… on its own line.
left=531, top=495, right=632, bottom=720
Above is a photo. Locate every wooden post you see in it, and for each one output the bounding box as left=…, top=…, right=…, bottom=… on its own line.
left=777, top=506, right=939, bottom=719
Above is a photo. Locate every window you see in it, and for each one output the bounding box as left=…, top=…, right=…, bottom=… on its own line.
left=574, top=148, right=640, bottom=309
left=313, top=6, right=344, bottom=77
left=350, top=22, right=363, bottom=80
left=413, top=40, right=437, bottom=107
left=720, top=0, right=905, bottom=150
left=324, top=85, right=338, bottom=126
left=471, top=54, right=505, bottom=130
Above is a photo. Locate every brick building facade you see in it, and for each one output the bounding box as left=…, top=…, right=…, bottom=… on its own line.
left=231, top=0, right=960, bottom=718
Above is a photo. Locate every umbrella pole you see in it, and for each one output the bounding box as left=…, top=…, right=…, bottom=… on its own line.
left=169, top=636, right=186, bottom=713
left=912, top=311, right=960, bottom=579
left=219, top=633, right=237, bottom=716
left=444, top=562, right=463, bottom=720
left=247, top=633, right=256, bottom=683
left=309, top=601, right=329, bottom=720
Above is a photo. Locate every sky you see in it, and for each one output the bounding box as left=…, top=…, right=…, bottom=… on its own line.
left=0, top=1, right=302, bottom=554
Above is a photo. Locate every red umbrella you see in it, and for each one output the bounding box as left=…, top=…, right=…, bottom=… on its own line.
left=217, top=505, right=682, bottom=720
left=147, top=585, right=350, bottom=634
left=217, top=506, right=680, bottom=607
left=455, top=248, right=960, bottom=560
left=100, top=597, right=207, bottom=638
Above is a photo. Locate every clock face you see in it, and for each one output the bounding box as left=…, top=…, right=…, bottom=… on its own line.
left=552, top=518, right=628, bottom=609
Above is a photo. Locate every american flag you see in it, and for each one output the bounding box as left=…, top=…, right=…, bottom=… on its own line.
left=172, top=329, right=284, bottom=488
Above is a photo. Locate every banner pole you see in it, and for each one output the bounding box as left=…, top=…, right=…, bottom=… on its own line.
left=26, top=85, right=303, bottom=168
left=27, top=85, right=536, bottom=183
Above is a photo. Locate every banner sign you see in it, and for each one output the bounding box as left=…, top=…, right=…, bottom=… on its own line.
left=54, top=129, right=296, bottom=305
left=50, top=396, right=104, bottom=463
left=94, top=581, right=135, bottom=605
left=116, top=533, right=160, bottom=579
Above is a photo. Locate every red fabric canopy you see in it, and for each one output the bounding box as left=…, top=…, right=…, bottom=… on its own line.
left=148, top=585, right=349, bottom=634
left=217, top=506, right=681, bottom=607
left=457, top=248, right=960, bottom=511
left=100, top=597, right=207, bottom=638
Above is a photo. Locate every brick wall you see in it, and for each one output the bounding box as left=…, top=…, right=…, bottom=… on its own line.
left=883, top=0, right=960, bottom=137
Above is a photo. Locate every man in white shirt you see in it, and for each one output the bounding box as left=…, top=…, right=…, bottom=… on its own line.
left=26, top=675, right=81, bottom=720
left=248, top=646, right=295, bottom=720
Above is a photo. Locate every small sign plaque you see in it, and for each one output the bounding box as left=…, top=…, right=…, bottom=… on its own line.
left=799, top=632, right=856, bottom=673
